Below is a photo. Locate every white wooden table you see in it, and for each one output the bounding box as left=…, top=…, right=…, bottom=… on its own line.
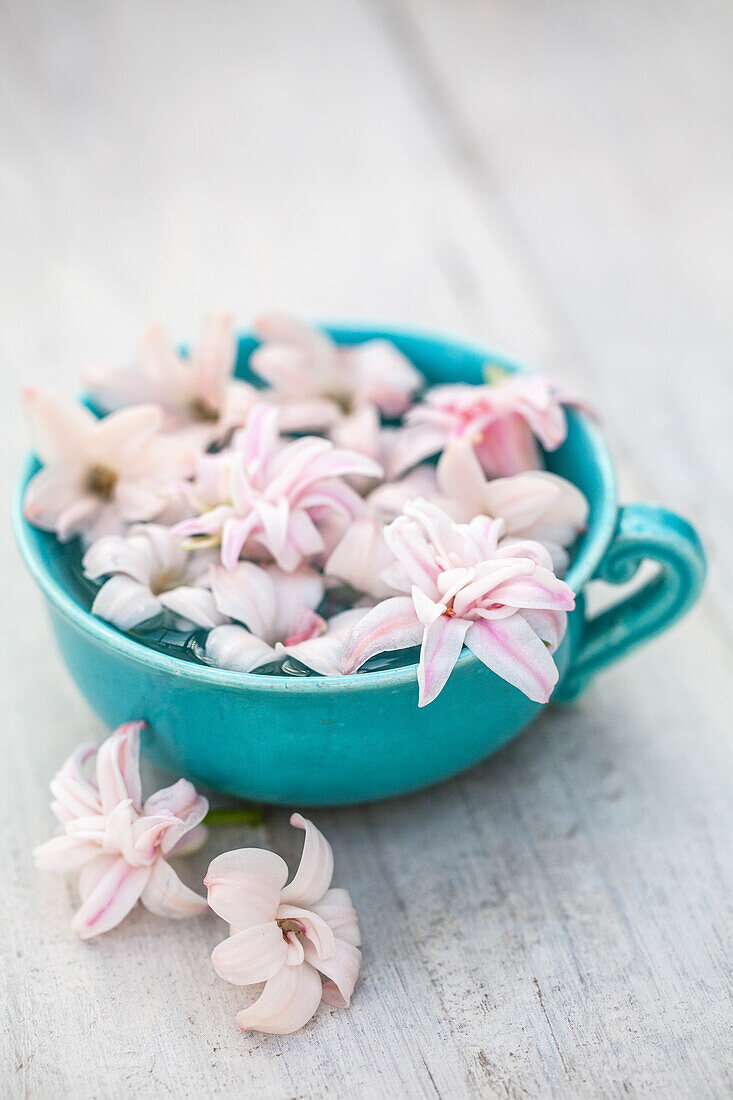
left=2, top=2, right=731, bottom=1096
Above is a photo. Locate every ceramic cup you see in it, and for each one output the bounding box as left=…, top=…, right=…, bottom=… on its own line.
left=14, top=326, right=706, bottom=805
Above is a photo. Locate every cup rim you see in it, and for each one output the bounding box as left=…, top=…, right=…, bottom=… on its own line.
left=13, top=322, right=617, bottom=696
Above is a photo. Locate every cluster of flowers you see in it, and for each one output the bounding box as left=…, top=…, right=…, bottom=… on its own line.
left=23, top=314, right=589, bottom=706
left=35, top=722, right=360, bottom=1036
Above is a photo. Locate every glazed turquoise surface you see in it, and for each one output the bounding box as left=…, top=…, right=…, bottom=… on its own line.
left=13, top=326, right=707, bottom=805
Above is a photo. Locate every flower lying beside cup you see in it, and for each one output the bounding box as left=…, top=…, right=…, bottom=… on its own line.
left=22, top=313, right=589, bottom=708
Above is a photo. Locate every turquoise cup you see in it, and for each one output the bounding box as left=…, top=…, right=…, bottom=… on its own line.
left=13, top=327, right=706, bottom=805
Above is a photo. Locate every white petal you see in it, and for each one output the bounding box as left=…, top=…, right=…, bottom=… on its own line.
left=311, top=887, right=361, bottom=947
left=236, top=962, right=324, bottom=1035
left=143, top=778, right=209, bottom=854
left=205, top=625, right=277, bottom=673
left=204, top=847, right=289, bottom=928
left=91, top=575, right=161, bottom=630
left=140, top=858, right=208, bottom=918
left=280, top=814, right=334, bottom=908
left=95, top=721, right=144, bottom=814
left=210, top=562, right=276, bottom=638
left=23, top=386, right=96, bottom=463
left=465, top=613, right=559, bottom=703
left=211, top=922, right=289, bottom=986
left=275, top=904, right=336, bottom=960
left=304, top=937, right=362, bottom=1008
left=158, top=585, right=225, bottom=629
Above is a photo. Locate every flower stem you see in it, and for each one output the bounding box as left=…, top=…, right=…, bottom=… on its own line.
left=204, top=805, right=264, bottom=828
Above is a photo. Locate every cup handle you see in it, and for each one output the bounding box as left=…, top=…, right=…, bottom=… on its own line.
left=556, top=502, right=706, bottom=701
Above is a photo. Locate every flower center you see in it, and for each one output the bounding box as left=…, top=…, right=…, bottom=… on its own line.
left=85, top=463, right=118, bottom=501
left=189, top=397, right=219, bottom=423
left=277, top=917, right=305, bottom=940
left=150, top=569, right=182, bottom=596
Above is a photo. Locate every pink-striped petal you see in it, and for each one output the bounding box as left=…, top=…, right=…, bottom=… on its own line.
left=49, top=744, right=100, bottom=821
left=236, top=961, right=323, bottom=1035
left=341, top=596, right=422, bottom=673
left=139, top=858, right=208, bottom=919
left=488, top=569, right=576, bottom=611
left=204, top=848, right=288, bottom=928
left=95, top=722, right=144, bottom=814
left=211, top=922, right=290, bottom=985
left=465, top=613, right=559, bottom=703
left=78, top=854, right=117, bottom=902
left=279, top=814, right=334, bottom=908
left=33, top=834, right=100, bottom=873
left=143, top=778, right=209, bottom=855
left=71, top=856, right=151, bottom=939
left=417, top=613, right=471, bottom=707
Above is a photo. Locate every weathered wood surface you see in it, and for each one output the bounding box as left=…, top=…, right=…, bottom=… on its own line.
left=1, top=2, right=731, bottom=1097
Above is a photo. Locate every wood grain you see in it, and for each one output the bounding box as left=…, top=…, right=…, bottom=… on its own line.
left=1, top=1, right=731, bottom=1097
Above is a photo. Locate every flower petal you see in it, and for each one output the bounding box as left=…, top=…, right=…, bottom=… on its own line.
left=236, top=961, right=324, bottom=1035
left=139, top=858, right=208, bottom=919
left=280, top=814, right=334, bottom=908
left=205, top=625, right=278, bottom=673
left=71, top=856, right=151, bottom=939
left=211, top=922, right=289, bottom=986
left=340, top=596, right=421, bottom=673
left=157, top=585, right=225, bottom=629
left=204, top=847, right=289, bottom=928
left=23, top=465, right=84, bottom=536
left=23, top=386, right=96, bottom=463
left=275, top=904, right=336, bottom=960
left=283, top=608, right=368, bottom=677
left=210, top=562, right=276, bottom=638
left=33, top=834, right=100, bottom=873
left=417, top=613, right=470, bottom=707
left=304, top=937, right=362, bottom=1009
left=91, top=575, right=162, bottom=630
left=465, top=613, right=559, bottom=703
left=311, top=887, right=361, bottom=948
left=49, top=744, right=100, bottom=821
left=143, top=778, right=209, bottom=855
left=95, top=721, right=144, bottom=814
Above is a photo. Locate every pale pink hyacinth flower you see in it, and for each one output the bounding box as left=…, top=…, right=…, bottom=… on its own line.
left=249, top=314, right=422, bottom=434
left=325, top=466, right=439, bottom=600
left=85, top=313, right=258, bottom=440
left=205, top=561, right=366, bottom=674
left=23, top=388, right=194, bottom=544
left=170, top=403, right=382, bottom=572
left=34, top=722, right=209, bottom=939
left=83, top=524, right=226, bottom=632
left=342, top=500, right=575, bottom=706
left=206, top=814, right=361, bottom=1035
left=389, top=372, right=584, bottom=480
left=436, top=437, right=589, bottom=574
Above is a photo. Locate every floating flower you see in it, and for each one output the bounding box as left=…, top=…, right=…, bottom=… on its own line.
left=325, top=466, right=439, bottom=599
left=34, top=722, right=208, bottom=939
left=85, top=313, right=257, bottom=440
left=250, top=314, right=422, bottom=433
left=342, top=500, right=575, bottom=706
left=206, top=813, right=361, bottom=1035
left=171, top=403, right=382, bottom=572
left=83, top=524, right=226, bottom=631
left=205, top=561, right=365, bottom=674
left=389, top=372, right=584, bottom=479
left=23, top=388, right=193, bottom=544
left=436, top=437, right=589, bottom=573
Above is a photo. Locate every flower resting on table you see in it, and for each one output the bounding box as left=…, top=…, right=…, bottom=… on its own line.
left=23, top=388, right=193, bottom=544
left=206, top=813, right=361, bottom=1035
left=341, top=500, right=576, bottom=706
left=34, top=722, right=208, bottom=939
